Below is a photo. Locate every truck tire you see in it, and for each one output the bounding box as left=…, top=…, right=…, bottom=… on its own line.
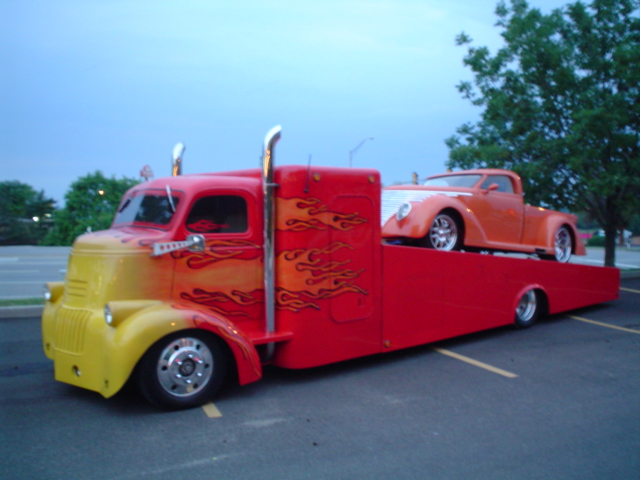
left=514, top=290, right=539, bottom=328
left=540, top=226, right=572, bottom=263
left=424, top=212, right=462, bottom=251
left=137, top=331, right=228, bottom=410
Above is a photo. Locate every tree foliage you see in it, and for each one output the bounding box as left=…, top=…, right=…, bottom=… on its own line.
left=0, top=181, right=57, bottom=245
left=42, top=172, right=139, bottom=246
left=446, top=0, right=640, bottom=266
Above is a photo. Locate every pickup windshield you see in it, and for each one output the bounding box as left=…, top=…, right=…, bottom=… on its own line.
left=424, top=174, right=482, bottom=188
left=113, top=190, right=181, bottom=228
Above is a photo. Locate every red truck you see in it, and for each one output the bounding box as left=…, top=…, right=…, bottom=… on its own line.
left=42, top=126, right=619, bottom=409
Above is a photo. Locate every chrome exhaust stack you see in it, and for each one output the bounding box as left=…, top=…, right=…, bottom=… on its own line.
left=262, top=125, right=281, bottom=354
left=172, top=142, right=185, bottom=176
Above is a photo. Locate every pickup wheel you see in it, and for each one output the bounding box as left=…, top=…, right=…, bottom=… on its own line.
left=540, top=226, right=572, bottom=263
left=424, top=213, right=463, bottom=251
left=137, top=332, right=228, bottom=410
left=514, top=290, right=540, bottom=328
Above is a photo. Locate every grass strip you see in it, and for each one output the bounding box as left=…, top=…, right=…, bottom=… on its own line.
left=0, top=298, right=44, bottom=307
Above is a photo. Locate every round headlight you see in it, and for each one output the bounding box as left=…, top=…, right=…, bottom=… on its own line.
left=104, top=304, right=113, bottom=325
left=396, top=202, right=412, bottom=221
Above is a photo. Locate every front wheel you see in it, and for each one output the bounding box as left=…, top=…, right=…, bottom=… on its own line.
left=137, top=332, right=228, bottom=410
left=424, top=213, right=463, bottom=251
left=514, top=290, right=540, bottom=328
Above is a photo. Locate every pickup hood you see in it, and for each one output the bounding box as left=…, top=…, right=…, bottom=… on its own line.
left=381, top=186, right=473, bottom=226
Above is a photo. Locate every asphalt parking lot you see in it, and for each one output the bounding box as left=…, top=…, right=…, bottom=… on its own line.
left=1, top=277, right=638, bottom=480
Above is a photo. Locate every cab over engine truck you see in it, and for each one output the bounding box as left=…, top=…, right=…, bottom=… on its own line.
left=42, top=126, right=620, bottom=409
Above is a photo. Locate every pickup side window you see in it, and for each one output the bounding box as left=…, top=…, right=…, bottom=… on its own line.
left=186, top=195, right=248, bottom=234
left=481, top=175, right=514, bottom=193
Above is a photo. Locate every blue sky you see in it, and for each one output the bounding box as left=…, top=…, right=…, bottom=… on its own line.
left=1, top=0, right=570, bottom=205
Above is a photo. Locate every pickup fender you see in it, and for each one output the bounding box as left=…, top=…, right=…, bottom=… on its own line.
left=535, top=214, right=586, bottom=256
left=102, top=302, right=262, bottom=398
left=383, top=195, right=485, bottom=244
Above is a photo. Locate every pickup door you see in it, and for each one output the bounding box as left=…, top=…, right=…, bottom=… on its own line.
left=466, top=174, right=525, bottom=246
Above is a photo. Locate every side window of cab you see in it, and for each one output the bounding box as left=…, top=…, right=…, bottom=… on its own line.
left=186, top=195, right=248, bottom=234
left=481, top=175, right=514, bottom=193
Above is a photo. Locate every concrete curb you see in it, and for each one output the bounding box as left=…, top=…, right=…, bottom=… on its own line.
left=621, top=270, right=640, bottom=279
left=0, top=305, right=44, bottom=319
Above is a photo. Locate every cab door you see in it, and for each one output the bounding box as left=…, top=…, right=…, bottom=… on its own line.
left=172, top=191, right=264, bottom=328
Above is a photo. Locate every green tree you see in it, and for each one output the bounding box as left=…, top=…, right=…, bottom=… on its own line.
left=446, top=0, right=640, bottom=267
left=0, top=181, right=57, bottom=245
left=43, top=172, right=139, bottom=246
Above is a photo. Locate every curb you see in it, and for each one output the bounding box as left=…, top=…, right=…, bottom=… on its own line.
left=0, top=305, right=44, bottom=319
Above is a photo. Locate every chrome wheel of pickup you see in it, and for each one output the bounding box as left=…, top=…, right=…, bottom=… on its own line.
left=554, top=226, right=572, bottom=263
left=427, top=213, right=461, bottom=251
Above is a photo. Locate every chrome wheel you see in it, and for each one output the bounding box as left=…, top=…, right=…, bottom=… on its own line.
left=514, top=290, right=539, bottom=328
left=428, top=214, right=460, bottom=251
left=156, top=337, right=214, bottom=397
left=554, top=226, right=572, bottom=263
left=138, top=332, right=228, bottom=409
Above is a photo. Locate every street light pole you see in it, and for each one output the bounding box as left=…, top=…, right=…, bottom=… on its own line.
left=349, top=137, right=373, bottom=168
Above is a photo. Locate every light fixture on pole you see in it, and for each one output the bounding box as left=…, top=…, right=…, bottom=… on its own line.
left=349, top=137, right=373, bottom=168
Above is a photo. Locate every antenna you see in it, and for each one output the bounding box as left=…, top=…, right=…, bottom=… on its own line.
left=304, top=154, right=312, bottom=193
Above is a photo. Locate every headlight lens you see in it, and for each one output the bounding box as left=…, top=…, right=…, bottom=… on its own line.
left=396, top=202, right=412, bottom=221
left=104, top=304, right=113, bottom=325
left=43, top=282, right=64, bottom=303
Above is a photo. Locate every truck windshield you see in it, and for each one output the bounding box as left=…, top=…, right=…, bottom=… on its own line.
left=113, top=190, right=181, bottom=228
left=424, top=174, right=482, bottom=188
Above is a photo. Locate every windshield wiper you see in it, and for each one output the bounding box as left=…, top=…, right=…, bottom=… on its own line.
left=165, top=185, right=176, bottom=213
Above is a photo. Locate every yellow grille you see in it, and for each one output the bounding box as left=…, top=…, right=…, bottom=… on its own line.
left=54, top=307, right=91, bottom=354
left=67, top=279, right=88, bottom=298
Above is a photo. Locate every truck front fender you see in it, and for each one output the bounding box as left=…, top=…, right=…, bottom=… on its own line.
left=102, top=302, right=262, bottom=397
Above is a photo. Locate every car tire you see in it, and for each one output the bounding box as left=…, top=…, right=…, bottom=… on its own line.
left=514, top=289, right=540, bottom=328
left=423, top=212, right=463, bottom=251
left=541, top=226, right=572, bottom=263
left=137, top=331, right=228, bottom=410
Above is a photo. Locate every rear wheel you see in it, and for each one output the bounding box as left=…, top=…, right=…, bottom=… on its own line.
left=424, top=213, right=463, bottom=251
left=514, top=290, right=540, bottom=328
left=137, top=332, right=228, bottom=410
left=541, top=226, right=572, bottom=263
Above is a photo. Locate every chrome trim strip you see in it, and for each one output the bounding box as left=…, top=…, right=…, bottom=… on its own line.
left=381, top=189, right=472, bottom=226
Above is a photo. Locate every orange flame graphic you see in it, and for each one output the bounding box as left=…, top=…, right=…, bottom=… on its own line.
left=179, top=288, right=263, bottom=317
left=173, top=240, right=261, bottom=269
left=276, top=242, right=367, bottom=311
left=277, top=197, right=367, bottom=231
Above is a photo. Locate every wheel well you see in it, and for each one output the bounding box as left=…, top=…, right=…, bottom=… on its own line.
left=440, top=208, right=465, bottom=239
left=135, top=328, right=237, bottom=384
left=561, top=223, right=577, bottom=254
left=534, top=288, right=549, bottom=317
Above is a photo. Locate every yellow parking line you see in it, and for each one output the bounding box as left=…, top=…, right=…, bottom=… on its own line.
left=620, top=287, right=640, bottom=294
left=570, top=315, right=640, bottom=334
left=202, top=402, right=222, bottom=418
left=431, top=347, right=518, bottom=378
